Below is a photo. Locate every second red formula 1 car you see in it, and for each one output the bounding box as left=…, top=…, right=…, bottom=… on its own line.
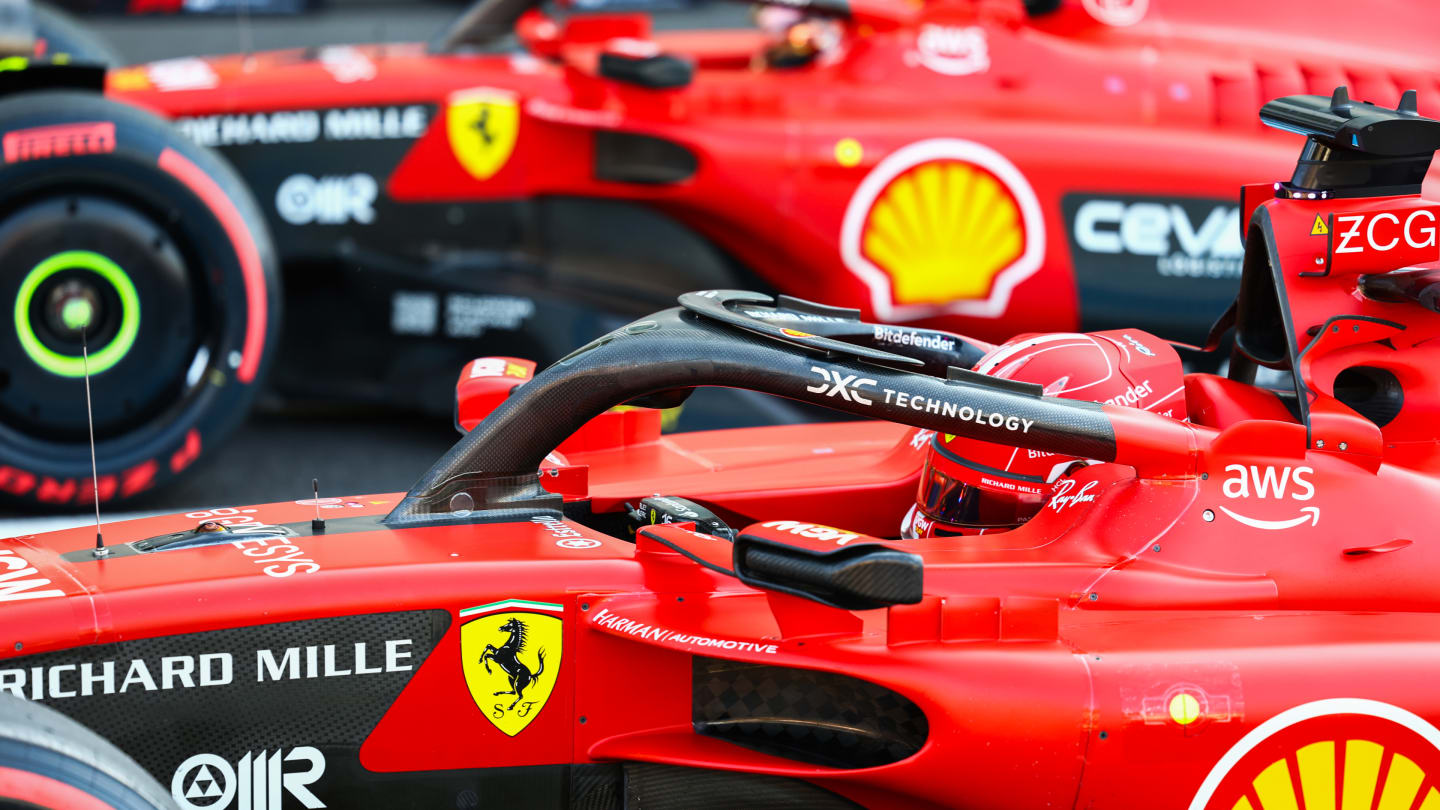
left=4, top=89, right=1440, bottom=809
left=6, top=0, right=1440, bottom=507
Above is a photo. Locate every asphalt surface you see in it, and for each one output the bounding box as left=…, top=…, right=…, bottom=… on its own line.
left=0, top=0, right=761, bottom=536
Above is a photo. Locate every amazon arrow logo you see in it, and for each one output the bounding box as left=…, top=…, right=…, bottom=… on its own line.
left=1217, top=505, right=1320, bottom=530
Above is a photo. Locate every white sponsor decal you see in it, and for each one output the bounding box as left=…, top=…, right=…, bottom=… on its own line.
left=530, top=515, right=584, bottom=540
left=1122, top=333, right=1156, bottom=357
left=232, top=536, right=319, bottom=578
left=0, top=641, right=412, bottom=701
left=1215, top=505, right=1319, bottom=530
left=147, top=58, right=219, bottom=92
left=444, top=294, right=535, bottom=338
left=979, top=475, right=1045, bottom=496
left=172, top=747, right=325, bottom=810
left=1082, top=0, right=1148, bottom=26
left=1074, top=200, right=1242, bottom=279
left=556, top=538, right=602, bottom=550
left=1103, top=380, right=1153, bottom=407
left=0, top=549, right=64, bottom=603
left=391, top=291, right=438, bottom=336
left=524, top=98, right=622, bottom=129
left=1221, top=465, right=1315, bottom=501
left=1334, top=209, right=1437, bottom=254
left=760, top=520, right=861, bottom=545
left=647, top=496, right=700, bottom=519
left=175, top=106, right=428, bottom=148
left=873, top=325, right=957, bottom=352
left=806, top=365, right=878, bottom=405
left=276, top=173, right=377, bottom=226
left=911, top=24, right=989, bottom=76
left=909, top=508, right=934, bottom=537
left=740, top=309, right=848, bottom=324
left=910, top=429, right=936, bottom=451
left=807, top=366, right=1035, bottom=431
left=1216, top=464, right=1318, bottom=530
left=591, top=608, right=778, bottom=654
left=1049, top=479, right=1099, bottom=512
left=317, top=45, right=377, bottom=84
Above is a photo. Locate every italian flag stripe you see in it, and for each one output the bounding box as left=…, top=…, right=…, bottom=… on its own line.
left=459, top=599, right=564, bottom=617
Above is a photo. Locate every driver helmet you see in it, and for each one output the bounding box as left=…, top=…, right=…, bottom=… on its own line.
left=902, top=330, right=1186, bottom=538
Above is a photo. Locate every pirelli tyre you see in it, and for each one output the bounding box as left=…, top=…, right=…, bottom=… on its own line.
left=30, top=3, right=123, bottom=67
left=0, top=692, right=171, bottom=809
left=0, top=91, right=281, bottom=509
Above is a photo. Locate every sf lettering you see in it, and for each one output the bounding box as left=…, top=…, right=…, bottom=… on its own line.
left=1333, top=209, right=1437, bottom=254
left=494, top=700, right=539, bottom=719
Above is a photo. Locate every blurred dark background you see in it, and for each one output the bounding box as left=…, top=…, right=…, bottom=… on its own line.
left=0, top=0, right=760, bottom=534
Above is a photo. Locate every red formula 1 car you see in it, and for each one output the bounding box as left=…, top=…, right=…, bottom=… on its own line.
left=5, top=90, right=1440, bottom=809
left=5, top=0, right=1440, bottom=508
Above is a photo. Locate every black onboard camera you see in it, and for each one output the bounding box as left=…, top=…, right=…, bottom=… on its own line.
left=1262, top=87, right=1440, bottom=198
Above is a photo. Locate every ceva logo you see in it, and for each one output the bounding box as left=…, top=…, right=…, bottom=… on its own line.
left=0, top=549, right=64, bottom=603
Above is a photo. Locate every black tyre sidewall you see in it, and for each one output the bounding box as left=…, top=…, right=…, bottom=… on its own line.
left=29, top=3, right=123, bottom=67
left=0, top=692, right=170, bottom=809
left=0, top=90, right=281, bottom=509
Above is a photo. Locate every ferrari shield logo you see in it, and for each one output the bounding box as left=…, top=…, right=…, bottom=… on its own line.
left=459, top=599, right=562, bottom=736
left=447, top=88, right=519, bottom=181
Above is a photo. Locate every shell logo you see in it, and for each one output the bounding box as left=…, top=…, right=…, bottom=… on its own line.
left=840, top=139, right=1045, bottom=322
left=1191, top=699, right=1440, bottom=810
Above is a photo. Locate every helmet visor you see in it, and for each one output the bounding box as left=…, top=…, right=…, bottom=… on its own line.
left=917, top=464, right=1046, bottom=531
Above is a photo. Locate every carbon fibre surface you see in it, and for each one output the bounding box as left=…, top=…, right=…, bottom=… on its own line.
left=394, top=300, right=1116, bottom=519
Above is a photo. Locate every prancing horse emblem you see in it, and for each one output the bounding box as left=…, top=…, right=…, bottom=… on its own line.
left=481, top=617, right=546, bottom=710
left=459, top=600, right=563, bottom=736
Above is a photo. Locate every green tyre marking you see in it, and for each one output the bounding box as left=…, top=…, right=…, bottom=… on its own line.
left=14, top=250, right=141, bottom=377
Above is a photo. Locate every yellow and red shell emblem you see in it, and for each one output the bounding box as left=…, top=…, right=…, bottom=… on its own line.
left=1192, top=699, right=1440, bottom=810
left=840, top=139, right=1044, bottom=321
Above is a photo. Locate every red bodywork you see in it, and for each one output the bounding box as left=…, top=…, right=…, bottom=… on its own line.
left=103, top=0, right=1440, bottom=344
left=9, top=114, right=1440, bottom=806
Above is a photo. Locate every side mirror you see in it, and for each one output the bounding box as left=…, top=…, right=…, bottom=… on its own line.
left=456, top=357, right=536, bottom=433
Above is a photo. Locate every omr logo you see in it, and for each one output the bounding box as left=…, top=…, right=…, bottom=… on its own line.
left=171, top=747, right=325, bottom=810
left=806, top=366, right=877, bottom=405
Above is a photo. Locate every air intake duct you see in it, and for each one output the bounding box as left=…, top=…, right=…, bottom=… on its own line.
left=692, top=656, right=927, bottom=769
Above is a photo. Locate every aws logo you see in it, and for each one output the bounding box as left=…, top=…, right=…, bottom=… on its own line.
left=840, top=139, right=1045, bottom=321
left=1191, top=700, right=1440, bottom=810
left=1216, top=465, right=1318, bottom=530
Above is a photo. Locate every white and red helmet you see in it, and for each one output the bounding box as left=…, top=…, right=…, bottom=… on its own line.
left=903, top=330, right=1186, bottom=538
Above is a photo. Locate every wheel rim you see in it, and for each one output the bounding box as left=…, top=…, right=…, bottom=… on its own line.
left=13, top=249, right=141, bottom=377
left=0, top=195, right=203, bottom=442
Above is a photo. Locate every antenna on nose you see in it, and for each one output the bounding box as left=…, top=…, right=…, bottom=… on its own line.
left=79, top=321, right=107, bottom=559
left=311, top=479, right=326, bottom=532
